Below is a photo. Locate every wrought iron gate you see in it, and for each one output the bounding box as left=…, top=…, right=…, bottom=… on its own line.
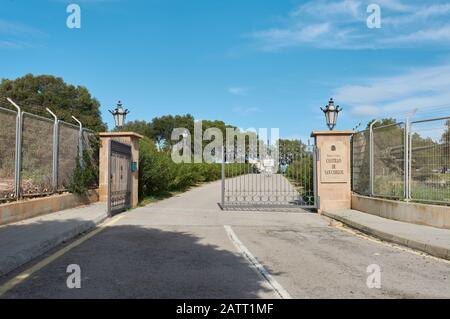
left=221, top=142, right=317, bottom=210
left=108, top=140, right=132, bottom=216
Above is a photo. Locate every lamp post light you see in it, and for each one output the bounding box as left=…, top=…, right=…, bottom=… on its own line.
left=320, top=98, right=342, bottom=131
left=109, top=101, right=129, bottom=129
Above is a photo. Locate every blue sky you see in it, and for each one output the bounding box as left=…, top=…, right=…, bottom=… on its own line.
left=1, top=0, right=450, bottom=141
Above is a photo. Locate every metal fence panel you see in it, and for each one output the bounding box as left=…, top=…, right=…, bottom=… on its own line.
left=410, top=118, right=450, bottom=204
left=83, top=130, right=98, bottom=167
left=58, top=121, right=80, bottom=189
left=352, top=130, right=370, bottom=195
left=0, top=100, right=100, bottom=202
left=83, top=129, right=99, bottom=188
left=222, top=142, right=316, bottom=209
left=372, top=123, right=405, bottom=198
left=21, top=112, right=54, bottom=196
left=0, top=107, right=17, bottom=200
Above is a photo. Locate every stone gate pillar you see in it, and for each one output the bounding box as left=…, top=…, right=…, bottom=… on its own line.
left=311, top=130, right=354, bottom=213
left=98, top=132, right=143, bottom=209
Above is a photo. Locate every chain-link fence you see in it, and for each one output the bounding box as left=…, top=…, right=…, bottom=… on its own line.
left=58, top=122, right=81, bottom=190
left=0, top=107, right=17, bottom=200
left=0, top=100, right=99, bottom=202
left=21, top=112, right=54, bottom=196
left=410, top=118, right=450, bottom=204
left=372, top=123, right=405, bottom=199
left=83, top=129, right=99, bottom=170
left=352, top=116, right=450, bottom=206
left=351, top=130, right=370, bottom=195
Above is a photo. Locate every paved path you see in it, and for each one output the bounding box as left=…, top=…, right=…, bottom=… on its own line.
left=1, top=181, right=450, bottom=298
left=0, top=202, right=107, bottom=277
left=323, top=209, right=450, bottom=260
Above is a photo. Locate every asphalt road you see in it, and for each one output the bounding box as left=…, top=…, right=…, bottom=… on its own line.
left=1, top=180, right=450, bottom=299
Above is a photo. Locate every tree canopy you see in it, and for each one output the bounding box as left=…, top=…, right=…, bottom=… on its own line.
left=366, top=118, right=397, bottom=129
left=0, top=74, right=106, bottom=132
left=151, top=114, right=195, bottom=150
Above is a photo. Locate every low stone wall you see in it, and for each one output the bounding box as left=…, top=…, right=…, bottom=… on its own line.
left=0, top=190, right=99, bottom=226
left=351, top=194, right=450, bottom=229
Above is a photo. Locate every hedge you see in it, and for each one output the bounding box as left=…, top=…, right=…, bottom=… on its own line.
left=138, top=137, right=249, bottom=200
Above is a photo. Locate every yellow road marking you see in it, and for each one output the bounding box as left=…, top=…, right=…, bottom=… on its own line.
left=0, top=214, right=124, bottom=297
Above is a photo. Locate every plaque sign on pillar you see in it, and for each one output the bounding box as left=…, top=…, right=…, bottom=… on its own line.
left=320, top=141, right=348, bottom=184
left=311, top=130, right=353, bottom=213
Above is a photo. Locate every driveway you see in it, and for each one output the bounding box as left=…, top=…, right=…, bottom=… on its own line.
left=1, top=180, right=450, bottom=298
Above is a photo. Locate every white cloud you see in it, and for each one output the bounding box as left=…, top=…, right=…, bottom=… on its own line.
left=374, top=0, right=415, bottom=12
left=334, top=64, right=450, bottom=118
left=0, top=19, right=46, bottom=49
left=251, top=23, right=331, bottom=51
left=247, top=0, right=450, bottom=50
left=382, top=25, right=450, bottom=44
left=228, top=87, right=249, bottom=96
left=52, top=0, right=120, bottom=3
left=0, top=19, right=46, bottom=37
left=348, top=105, right=379, bottom=117
left=0, top=40, right=34, bottom=49
left=292, top=0, right=364, bottom=19
left=232, top=106, right=261, bottom=116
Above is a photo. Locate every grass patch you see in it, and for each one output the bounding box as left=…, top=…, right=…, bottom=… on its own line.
left=138, top=190, right=184, bottom=206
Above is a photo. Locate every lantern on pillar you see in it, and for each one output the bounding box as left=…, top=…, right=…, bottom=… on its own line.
left=109, top=101, right=130, bottom=129
left=320, top=98, right=342, bottom=130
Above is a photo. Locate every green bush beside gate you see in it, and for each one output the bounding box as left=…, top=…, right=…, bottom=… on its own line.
left=138, top=137, right=249, bottom=201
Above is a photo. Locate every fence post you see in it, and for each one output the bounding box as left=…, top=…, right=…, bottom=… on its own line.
left=107, top=139, right=112, bottom=217
left=46, top=108, right=59, bottom=191
left=369, top=120, right=380, bottom=197
left=71, top=116, right=83, bottom=168
left=409, top=120, right=413, bottom=201
left=7, top=98, right=22, bottom=200
left=221, top=145, right=225, bottom=208
left=313, top=143, right=319, bottom=209
left=404, top=117, right=411, bottom=202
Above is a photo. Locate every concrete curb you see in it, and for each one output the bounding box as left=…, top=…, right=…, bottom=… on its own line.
left=322, top=211, right=450, bottom=261
left=0, top=212, right=108, bottom=278
left=0, top=190, right=100, bottom=226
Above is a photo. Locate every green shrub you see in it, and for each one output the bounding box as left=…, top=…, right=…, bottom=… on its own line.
left=138, top=138, right=250, bottom=201
left=287, top=157, right=313, bottom=192
left=67, top=150, right=98, bottom=195
left=139, top=138, right=172, bottom=197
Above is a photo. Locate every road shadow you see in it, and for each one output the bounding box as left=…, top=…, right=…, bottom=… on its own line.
left=1, top=223, right=282, bottom=299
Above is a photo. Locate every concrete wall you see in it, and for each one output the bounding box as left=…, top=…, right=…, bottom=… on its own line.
left=0, top=190, right=99, bottom=226
left=352, top=194, right=450, bottom=229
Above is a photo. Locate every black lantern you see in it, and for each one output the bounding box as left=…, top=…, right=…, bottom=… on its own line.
left=321, top=98, right=342, bottom=130
left=109, top=101, right=129, bottom=129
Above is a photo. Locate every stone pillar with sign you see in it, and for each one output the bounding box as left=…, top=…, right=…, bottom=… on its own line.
left=311, top=130, right=354, bottom=213
left=98, top=132, right=143, bottom=209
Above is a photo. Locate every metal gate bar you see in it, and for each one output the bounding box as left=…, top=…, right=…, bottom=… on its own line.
left=221, top=141, right=317, bottom=210
left=108, top=140, right=132, bottom=216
